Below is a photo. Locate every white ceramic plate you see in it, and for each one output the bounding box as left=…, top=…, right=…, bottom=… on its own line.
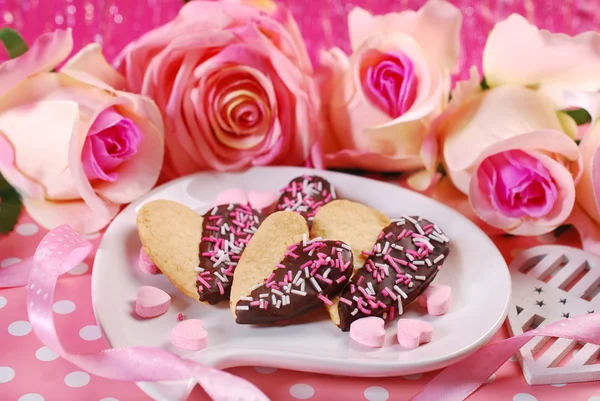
left=92, top=167, right=511, bottom=401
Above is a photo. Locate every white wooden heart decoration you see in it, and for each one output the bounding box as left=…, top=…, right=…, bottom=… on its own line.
left=508, top=245, right=600, bottom=385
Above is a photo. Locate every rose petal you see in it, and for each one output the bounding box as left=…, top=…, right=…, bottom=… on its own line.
left=0, top=29, right=72, bottom=98
left=0, top=131, right=45, bottom=199
left=348, top=1, right=462, bottom=73
left=61, top=43, right=126, bottom=90
left=325, top=148, right=422, bottom=171
left=484, top=14, right=600, bottom=108
left=576, top=119, right=600, bottom=224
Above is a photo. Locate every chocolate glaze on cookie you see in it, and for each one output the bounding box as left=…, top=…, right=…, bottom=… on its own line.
left=337, top=216, right=450, bottom=331
left=197, top=204, right=262, bottom=304
left=275, top=175, right=337, bottom=225
left=235, top=238, right=353, bottom=324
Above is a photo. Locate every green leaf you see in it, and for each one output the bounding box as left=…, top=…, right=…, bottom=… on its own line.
left=562, top=108, right=592, bottom=126
left=0, top=174, right=23, bottom=234
left=0, top=28, right=28, bottom=59
left=480, top=76, right=490, bottom=90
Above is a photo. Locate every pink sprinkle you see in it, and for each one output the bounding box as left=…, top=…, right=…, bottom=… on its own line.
left=384, top=254, right=399, bottom=270
left=377, top=300, right=387, bottom=309
left=368, top=299, right=379, bottom=309
left=275, top=263, right=286, bottom=269
left=300, top=260, right=313, bottom=269
left=335, top=276, right=347, bottom=284
left=208, top=215, right=221, bottom=221
left=266, top=272, right=276, bottom=282
left=397, top=258, right=408, bottom=266
left=377, top=231, right=384, bottom=240
left=202, top=236, right=217, bottom=242
left=198, top=277, right=211, bottom=289
left=406, top=249, right=419, bottom=256
left=408, top=263, right=418, bottom=271
left=331, top=247, right=337, bottom=255
left=381, top=288, right=389, bottom=296
left=318, top=294, right=333, bottom=306
left=286, top=252, right=299, bottom=259
left=422, top=224, right=434, bottom=230
left=342, top=261, right=351, bottom=271
left=232, top=220, right=245, bottom=228
left=177, top=313, right=184, bottom=321
left=250, top=301, right=260, bottom=306
left=287, top=271, right=293, bottom=282
left=287, top=244, right=298, bottom=251
left=201, top=252, right=214, bottom=257
left=316, top=274, right=333, bottom=285
left=385, top=232, right=394, bottom=239
left=357, top=303, right=371, bottom=315
left=205, top=225, right=219, bottom=231
left=339, top=297, right=352, bottom=306
left=357, top=276, right=365, bottom=286
left=266, top=281, right=276, bottom=288
left=350, top=284, right=356, bottom=294
left=397, top=229, right=407, bottom=240
left=263, top=301, right=269, bottom=309
left=361, top=250, right=374, bottom=257
left=217, top=282, right=224, bottom=295
left=303, top=243, right=320, bottom=252
left=389, top=306, right=395, bottom=320
left=324, top=194, right=332, bottom=203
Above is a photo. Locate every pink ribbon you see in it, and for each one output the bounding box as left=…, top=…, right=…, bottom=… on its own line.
left=0, top=225, right=269, bottom=401
left=1, top=225, right=600, bottom=401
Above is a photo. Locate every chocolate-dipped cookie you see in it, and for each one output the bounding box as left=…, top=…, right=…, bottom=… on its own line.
left=197, top=203, right=262, bottom=304
left=337, top=216, right=450, bottom=331
left=230, top=211, right=354, bottom=324
left=275, top=175, right=337, bottom=225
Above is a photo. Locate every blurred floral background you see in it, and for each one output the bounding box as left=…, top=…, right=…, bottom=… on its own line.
left=1, top=0, right=599, bottom=79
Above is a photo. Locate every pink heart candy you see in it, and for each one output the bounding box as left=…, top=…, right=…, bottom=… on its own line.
left=417, top=284, right=452, bottom=316
left=349, top=316, right=386, bottom=348
left=138, top=247, right=159, bottom=274
left=215, top=188, right=248, bottom=206
left=170, top=319, right=208, bottom=350
left=135, top=286, right=171, bottom=318
left=397, top=319, right=433, bottom=349
left=247, top=190, right=278, bottom=210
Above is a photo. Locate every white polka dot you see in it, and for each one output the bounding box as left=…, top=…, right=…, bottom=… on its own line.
left=364, top=386, right=389, bottom=401
left=289, top=384, right=314, bottom=399
left=16, top=223, right=39, bottom=236
left=1, top=257, right=22, bottom=268
left=64, top=371, right=90, bottom=388
left=53, top=300, right=76, bottom=314
left=18, top=394, right=44, bottom=401
left=0, top=296, right=6, bottom=309
left=8, top=320, right=32, bottom=336
left=588, top=397, right=600, bottom=401
left=0, top=366, right=15, bottom=383
left=79, top=325, right=102, bottom=341
left=254, top=366, right=277, bottom=374
left=35, top=346, right=58, bottom=362
left=99, top=398, right=119, bottom=401
left=68, top=262, right=89, bottom=275
left=486, top=373, right=496, bottom=383
left=551, top=383, right=567, bottom=387
left=402, top=374, right=423, bottom=380
left=537, top=233, right=556, bottom=244
left=513, top=394, right=538, bottom=401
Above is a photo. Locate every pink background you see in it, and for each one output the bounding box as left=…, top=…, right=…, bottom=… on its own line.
left=1, top=0, right=600, bottom=400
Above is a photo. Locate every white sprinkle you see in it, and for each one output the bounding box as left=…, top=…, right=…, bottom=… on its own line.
left=227, top=203, right=234, bottom=210
left=323, top=268, right=331, bottom=279
left=251, top=282, right=264, bottom=291
left=296, top=206, right=309, bottom=213
left=418, top=216, right=423, bottom=221
left=433, top=254, right=445, bottom=263
left=308, top=249, right=315, bottom=257
left=351, top=308, right=359, bottom=316
left=425, top=259, right=432, bottom=267
left=211, top=207, right=218, bottom=215
left=236, top=305, right=249, bottom=311
left=394, top=285, right=408, bottom=299
left=416, top=224, right=425, bottom=235
left=367, top=282, right=375, bottom=294
left=310, top=277, right=322, bottom=292
left=415, top=275, right=426, bottom=281
left=406, top=253, right=414, bottom=262
left=276, top=300, right=282, bottom=308
left=382, top=242, right=390, bottom=254
left=243, top=228, right=256, bottom=234
left=365, top=287, right=374, bottom=296
left=330, top=185, right=337, bottom=198
left=214, top=272, right=228, bottom=282
left=434, top=225, right=442, bottom=233
left=397, top=299, right=404, bottom=315
left=405, top=273, right=413, bottom=279
left=254, top=215, right=260, bottom=224
left=304, top=266, right=310, bottom=278
left=352, top=296, right=360, bottom=302
left=391, top=244, right=403, bottom=251
left=429, top=234, right=445, bottom=244
left=414, top=237, right=434, bottom=251
left=300, top=280, right=305, bottom=292
left=260, top=299, right=265, bottom=309
left=293, top=270, right=303, bottom=285
left=291, top=289, right=307, bottom=296
left=403, top=215, right=418, bottom=225
left=408, top=282, right=414, bottom=288
left=271, top=289, right=284, bottom=296
left=224, top=240, right=229, bottom=253
left=318, top=181, right=323, bottom=191
left=376, top=243, right=382, bottom=253
left=383, top=264, right=389, bottom=276
left=285, top=285, right=292, bottom=293
left=260, top=293, right=269, bottom=298
left=390, top=218, right=406, bottom=223
left=325, top=256, right=331, bottom=264
left=240, top=296, right=253, bottom=301
left=285, top=295, right=291, bottom=305
left=413, top=260, right=425, bottom=266
left=302, top=234, right=307, bottom=246
left=195, top=266, right=204, bottom=272
left=382, top=312, right=388, bottom=320
left=341, top=243, right=352, bottom=251
left=309, top=236, right=324, bottom=243
left=220, top=225, right=226, bottom=235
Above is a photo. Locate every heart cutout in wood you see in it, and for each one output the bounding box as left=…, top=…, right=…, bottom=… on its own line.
left=336, top=216, right=450, bottom=331
left=231, top=211, right=354, bottom=324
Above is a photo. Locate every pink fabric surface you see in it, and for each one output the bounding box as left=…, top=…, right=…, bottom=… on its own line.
left=1, top=179, right=599, bottom=401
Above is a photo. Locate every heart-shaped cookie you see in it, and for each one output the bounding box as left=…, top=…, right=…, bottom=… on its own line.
left=336, top=216, right=450, bottom=331
left=137, top=200, right=262, bottom=304
left=231, top=211, right=354, bottom=324
left=275, top=175, right=337, bottom=225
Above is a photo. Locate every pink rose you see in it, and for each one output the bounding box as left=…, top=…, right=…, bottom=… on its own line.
left=0, top=30, right=164, bottom=233
left=436, top=14, right=600, bottom=235
left=318, top=0, right=462, bottom=187
left=116, top=0, right=320, bottom=178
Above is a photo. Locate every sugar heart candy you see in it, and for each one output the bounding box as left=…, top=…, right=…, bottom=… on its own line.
left=350, top=317, right=386, bottom=348
left=397, top=319, right=433, bottom=349
left=170, top=319, right=208, bottom=350
left=418, top=284, right=452, bottom=316
left=135, top=286, right=171, bottom=318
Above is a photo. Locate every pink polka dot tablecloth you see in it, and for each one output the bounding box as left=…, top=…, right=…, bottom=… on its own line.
left=1, top=196, right=600, bottom=401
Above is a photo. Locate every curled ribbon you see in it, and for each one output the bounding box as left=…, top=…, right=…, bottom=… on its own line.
left=1, top=225, right=599, bottom=401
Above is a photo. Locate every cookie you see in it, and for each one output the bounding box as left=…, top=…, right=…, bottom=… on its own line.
left=275, top=175, right=337, bottom=225
left=230, top=211, right=354, bottom=324
left=197, top=204, right=262, bottom=304
left=137, top=200, right=203, bottom=300
left=337, top=216, right=450, bottom=331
